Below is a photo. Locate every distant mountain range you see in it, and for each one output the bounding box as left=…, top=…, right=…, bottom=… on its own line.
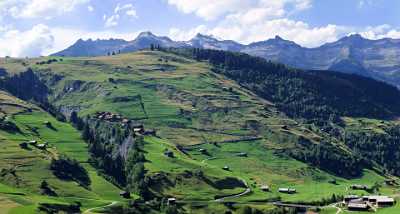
left=52, top=32, right=400, bottom=87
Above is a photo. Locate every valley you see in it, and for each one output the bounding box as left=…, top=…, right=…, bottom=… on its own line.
left=0, top=50, right=399, bottom=213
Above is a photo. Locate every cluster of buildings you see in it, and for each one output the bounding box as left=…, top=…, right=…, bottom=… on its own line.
left=19, top=140, right=49, bottom=150
left=344, top=195, right=395, bottom=211
left=95, top=111, right=156, bottom=136
left=95, top=111, right=130, bottom=124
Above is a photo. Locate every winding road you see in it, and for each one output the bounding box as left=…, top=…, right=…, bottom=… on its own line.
left=83, top=201, right=118, bottom=214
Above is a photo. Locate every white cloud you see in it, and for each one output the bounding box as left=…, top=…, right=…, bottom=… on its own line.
left=104, top=3, right=138, bottom=28
left=167, top=0, right=312, bottom=20
left=0, top=24, right=54, bottom=57
left=359, top=24, right=400, bottom=39
left=358, top=0, right=374, bottom=8
left=169, top=25, right=208, bottom=41
left=88, top=5, right=94, bottom=12
left=1, top=0, right=90, bottom=19
left=166, top=0, right=345, bottom=47
left=104, top=14, right=120, bottom=28
left=126, top=9, right=138, bottom=17
left=169, top=19, right=344, bottom=47
left=114, top=3, right=137, bottom=17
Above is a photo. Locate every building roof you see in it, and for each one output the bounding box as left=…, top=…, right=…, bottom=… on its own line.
left=345, top=195, right=359, bottom=199
left=377, top=198, right=395, bottom=203
left=366, top=195, right=392, bottom=200
left=347, top=203, right=368, bottom=209
left=348, top=203, right=368, bottom=209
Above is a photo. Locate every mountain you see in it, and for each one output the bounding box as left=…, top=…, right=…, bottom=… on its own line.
left=52, top=32, right=400, bottom=86
left=120, top=31, right=187, bottom=52
left=53, top=38, right=129, bottom=57
left=53, top=31, right=187, bottom=57
left=187, top=33, right=243, bottom=51
left=2, top=50, right=400, bottom=213
left=242, top=34, right=400, bottom=86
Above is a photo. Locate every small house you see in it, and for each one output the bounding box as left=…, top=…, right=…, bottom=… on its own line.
left=119, top=191, right=131, bottom=198
left=365, top=195, right=395, bottom=206
left=260, top=185, right=270, bottom=192
left=199, top=148, right=206, bottom=153
left=133, top=128, right=143, bottom=133
left=237, top=152, right=247, bottom=157
left=347, top=202, right=369, bottom=211
left=344, top=195, right=360, bottom=203
left=278, top=188, right=296, bottom=194
left=351, top=184, right=368, bottom=190
left=167, top=198, right=176, bottom=205
left=29, top=140, right=37, bottom=145
left=164, top=150, right=174, bottom=158
left=222, top=166, right=230, bottom=171
left=376, top=197, right=395, bottom=207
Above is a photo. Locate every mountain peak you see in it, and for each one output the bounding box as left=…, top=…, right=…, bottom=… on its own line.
left=137, top=31, right=156, bottom=38
left=192, top=33, right=218, bottom=41
left=340, top=33, right=368, bottom=42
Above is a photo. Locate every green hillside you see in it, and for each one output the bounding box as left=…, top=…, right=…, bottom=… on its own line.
left=0, top=91, right=122, bottom=213
left=0, top=51, right=399, bottom=213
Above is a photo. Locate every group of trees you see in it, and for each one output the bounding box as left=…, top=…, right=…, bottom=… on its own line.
left=345, top=125, right=400, bottom=176
left=107, top=50, right=121, bottom=56
left=80, top=116, right=150, bottom=197
left=150, top=44, right=162, bottom=51
left=288, top=137, right=365, bottom=177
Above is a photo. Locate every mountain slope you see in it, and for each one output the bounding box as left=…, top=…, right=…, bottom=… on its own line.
left=2, top=51, right=400, bottom=213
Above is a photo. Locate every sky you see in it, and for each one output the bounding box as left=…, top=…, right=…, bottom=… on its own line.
left=0, top=0, right=399, bottom=57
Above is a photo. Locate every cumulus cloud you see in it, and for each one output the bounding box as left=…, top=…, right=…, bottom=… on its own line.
left=167, top=0, right=312, bottom=20
left=0, top=24, right=54, bottom=57
left=104, top=14, right=120, bottom=28
left=166, top=0, right=345, bottom=47
left=169, top=19, right=344, bottom=47
left=1, top=0, right=90, bottom=19
left=169, top=25, right=209, bottom=41
left=104, top=3, right=138, bottom=28
left=359, top=24, right=400, bottom=39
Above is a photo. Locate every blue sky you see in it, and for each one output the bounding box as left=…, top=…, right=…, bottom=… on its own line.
left=0, top=0, right=399, bottom=57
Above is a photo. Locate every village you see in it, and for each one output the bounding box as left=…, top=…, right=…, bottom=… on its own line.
left=95, top=111, right=156, bottom=136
